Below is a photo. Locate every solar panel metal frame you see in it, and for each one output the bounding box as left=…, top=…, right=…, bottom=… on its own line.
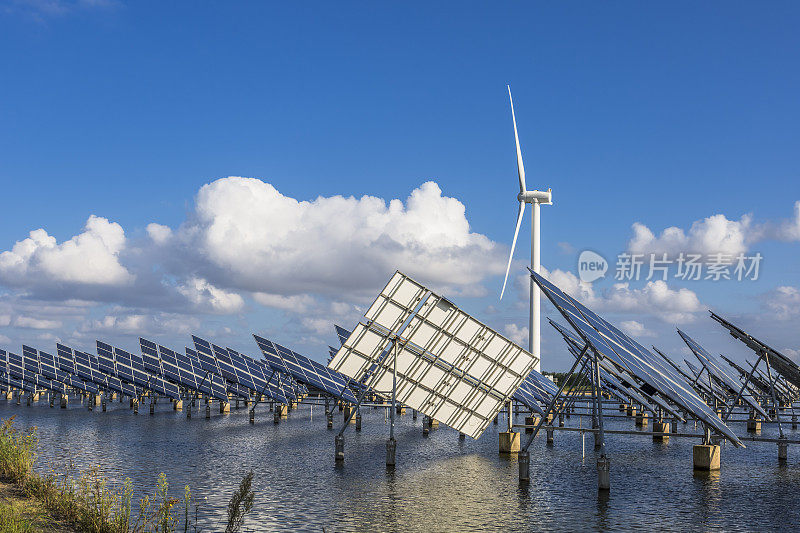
left=531, top=270, right=743, bottom=447
left=191, top=336, right=250, bottom=400
left=329, top=271, right=538, bottom=440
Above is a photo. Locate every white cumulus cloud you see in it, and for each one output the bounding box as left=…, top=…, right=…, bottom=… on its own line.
left=177, top=277, right=245, bottom=314
left=628, top=214, right=755, bottom=257
left=0, top=215, right=133, bottom=287
left=160, top=177, right=503, bottom=296
left=620, top=320, right=656, bottom=338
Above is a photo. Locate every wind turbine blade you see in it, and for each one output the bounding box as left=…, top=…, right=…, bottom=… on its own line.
left=500, top=201, right=526, bottom=300
left=508, top=85, right=526, bottom=193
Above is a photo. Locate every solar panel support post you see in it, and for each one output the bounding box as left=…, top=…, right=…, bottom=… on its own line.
left=387, top=338, right=398, bottom=467
left=762, top=351, right=785, bottom=438
left=248, top=370, right=277, bottom=424
left=724, top=352, right=765, bottom=421
left=521, top=343, right=589, bottom=461
left=590, top=347, right=609, bottom=491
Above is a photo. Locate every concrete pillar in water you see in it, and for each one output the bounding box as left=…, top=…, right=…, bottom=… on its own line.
left=249, top=408, right=255, bottom=424
left=778, top=437, right=788, bottom=463
left=326, top=412, right=333, bottom=429
left=174, top=399, right=183, bottom=411
left=619, top=403, right=627, bottom=412
left=422, top=416, right=430, bottom=436
left=94, top=395, right=101, bottom=407
left=459, top=432, right=465, bottom=441
left=395, top=405, right=406, bottom=416
left=597, top=456, right=610, bottom=491
left=653, top=421, right=670, bottom=441
left=102, top=397, right=107, bottom=412
left=518, top=450, right=530, bottom=482
left=546, top=425, right=554, bottom=445
left=545, top=412, right=554, bottom=425
left=693, top=444, right=721, bottom=470
left=355, top=412, right=362, bottom=432
left=429, top=418, right=439, bottom=429
left=747, top=418, right=762, bottom=432
left=635, top=412, right=649, bottom=427
left=60, top=395, right=68, bottom=409
left=205, top=403, right=210, bottom=419
left=32, top=392, right=40, bottom=402
left=277, top=404, right=288, bottom=418
left=133, top=399, right=139, bottom=415
left=4, top=390, right=12, bottom=400
left=386, top=438, right=396, bottom=466
left=626, top=405, right=637, bottom=417
left=220, top=401, right=230, bottom=414
left=335, top=435, right=344, bottom=462
left=499, top=431, right=520, bottom=454
left=50, top=395, right=55, bottom=408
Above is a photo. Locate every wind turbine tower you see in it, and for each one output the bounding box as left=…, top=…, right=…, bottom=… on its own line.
left=500, top=86, right=552, bottom=372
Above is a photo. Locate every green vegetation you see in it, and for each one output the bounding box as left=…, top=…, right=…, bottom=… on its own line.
left=0, top=416, right=257, bottom=532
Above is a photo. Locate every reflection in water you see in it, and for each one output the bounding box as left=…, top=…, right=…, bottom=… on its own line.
left=2, top=400, right=800, bottom=531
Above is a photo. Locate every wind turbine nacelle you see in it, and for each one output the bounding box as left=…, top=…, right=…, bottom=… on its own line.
left=518, top=189, right=552, bottom=205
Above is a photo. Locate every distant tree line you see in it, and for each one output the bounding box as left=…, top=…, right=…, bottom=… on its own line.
left=545, top=372, right=590, bottom=389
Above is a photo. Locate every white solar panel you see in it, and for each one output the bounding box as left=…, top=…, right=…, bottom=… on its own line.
left=329, top=271, right=538, bottom=439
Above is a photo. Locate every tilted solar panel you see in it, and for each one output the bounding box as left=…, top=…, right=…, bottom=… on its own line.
left=711, top=312, right=800, bottom=390
left=330, top=271, right=538, bottom=439
left=254, top=335, right=358, bottom=403
left=96, top=341, right=180, bottom=400
left=678, top=328, right=770, bottom=419
left=531, top=271, right=742, bottom=447
left=191, top=336, right=250, bottom=400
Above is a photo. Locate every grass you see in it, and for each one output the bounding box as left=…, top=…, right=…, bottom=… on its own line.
left=0, top=415, right=256, bottom=533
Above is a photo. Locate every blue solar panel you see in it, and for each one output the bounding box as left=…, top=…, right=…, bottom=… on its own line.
left=96, top=341, right=180, bottom=400
left=226, top=347, right=293, bottom=404
left=191, top=336, right=251, bottom=400
left=57, top=343, right=135, bottom=397
left=531, top=271, right=742, bottom=447
left=678, top=328, right=770, bottom=419
left=253, top=334, right=359, bottom=403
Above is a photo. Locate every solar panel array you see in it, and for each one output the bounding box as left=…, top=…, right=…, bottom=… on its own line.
left=329, top=271, right=538, bottom=439
left=711, top=312, right=800, bottom=390
left=191, top=336, right=252, bottom=400
left=531, top=270, right=742, bottom=446
left=97, top=341, right=180, bottom=400
left=254, top=335, right=357, bottom=403
left=140, top=338, right=230, bottom=401
left=678, top=329, right=770, bottom=419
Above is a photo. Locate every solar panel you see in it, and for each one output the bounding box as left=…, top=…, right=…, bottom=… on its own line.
left=329, top=271, right=538, bottom=439
left=20, top=345, right=63, bottom=393
left=139, top=338, right=228, bottom=401
left=96, top=341, right=180, bottom=400
left=678, top=328, right=770, bottom=419
left=56, top=343, right=138, bottom=398
left=711, top=312, right=800, bottom=390
left=550, top=319, right=671, bottom=417
left=531, top=270, right=743, bottom=447
left=719, top=354, right=773, bottom=396
left=226, top=347, right=292, bottom=404
left=253, top=335, right=357, bottom=403
left=191, top=336, right=250, bottom=400
left=1, top=350, right=35, bottom=393
left=26, top=345, right=99, bottom=395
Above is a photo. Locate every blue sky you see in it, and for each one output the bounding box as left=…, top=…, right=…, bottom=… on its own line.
left=1, top=1, right=798, bottom=371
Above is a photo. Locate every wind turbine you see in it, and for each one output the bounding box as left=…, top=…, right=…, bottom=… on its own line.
left=500, top=86, right=552, bottom=372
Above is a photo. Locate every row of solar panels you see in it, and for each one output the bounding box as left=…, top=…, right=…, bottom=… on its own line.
left=530, top=271, right=800, bottom=447
left=0, top=332, right=366, bottom=408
